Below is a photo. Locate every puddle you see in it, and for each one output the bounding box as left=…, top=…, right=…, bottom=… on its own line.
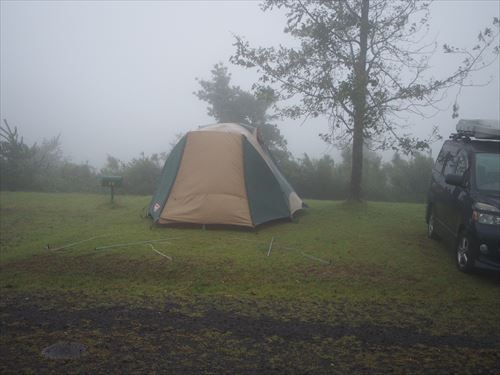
left=42, top=341, right=87, bottom=359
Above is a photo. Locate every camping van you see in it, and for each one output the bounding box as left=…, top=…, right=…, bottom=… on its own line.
left=426, top=119, right=500, bottom=272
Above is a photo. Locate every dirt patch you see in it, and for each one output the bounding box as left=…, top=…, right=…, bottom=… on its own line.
left=298, top=263, right=420, bottom=284
left=3, top=297, right=494, bottom=348
left=1, top=293, right=499, bottom=374
left=4, top=252, right=186, bottom=280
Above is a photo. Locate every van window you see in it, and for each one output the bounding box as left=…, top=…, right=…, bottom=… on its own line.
left=455, top=151, right=468, bottom=176
left=443, top=152, right=457, bottom=176
left=475, top=153, right=500, bottom=191
left=434, top=148, right=448, bottom=172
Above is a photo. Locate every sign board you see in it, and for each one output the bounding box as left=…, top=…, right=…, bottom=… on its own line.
left=101, top=176, right=123, bottom=187
left=101, top=176, right=123, bottom=202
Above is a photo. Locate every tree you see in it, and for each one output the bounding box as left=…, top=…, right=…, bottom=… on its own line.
left=1, top=119, right=62, bottom=191
left=55, top=162, right=97, bottom=193
left=194, top=63, right=290, bottom=165
left=231, top=0, right=499, bottom=200
left=100, top=153, right=166, bottom=195
left=1, top=119, right=34, bottom=190
left=100, top=155, right=124, bottom=176
left=386, top=152, right=434, bottom=202
left=122, top=153, right=165, bottom=195
left=333, top=145, right=388, bottom=200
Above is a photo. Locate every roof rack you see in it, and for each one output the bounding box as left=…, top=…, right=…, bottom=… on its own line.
left=456, top=119, right=500, bottom=140
left=449, top=132, right=472, bottom=141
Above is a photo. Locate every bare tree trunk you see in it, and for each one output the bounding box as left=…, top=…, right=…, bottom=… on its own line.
left=350, top=111, right=364, bottom=201
left=349, top=0, right=369, bottom=201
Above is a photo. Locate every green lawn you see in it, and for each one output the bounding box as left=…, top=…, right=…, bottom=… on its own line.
left=1, top=192, right=499, bottom=373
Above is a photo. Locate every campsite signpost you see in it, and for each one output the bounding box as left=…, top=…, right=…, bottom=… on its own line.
left=101, top=176, right=123, bottom=203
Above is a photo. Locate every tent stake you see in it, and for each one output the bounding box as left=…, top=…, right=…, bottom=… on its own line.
left=267, top=237, right=275, bottom=257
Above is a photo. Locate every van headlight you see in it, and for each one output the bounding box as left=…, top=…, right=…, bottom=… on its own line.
left=473, top=203, right=500, bottom=225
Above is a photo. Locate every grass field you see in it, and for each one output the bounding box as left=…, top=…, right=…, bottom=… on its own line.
left=1, top=192, right=499, bottom=373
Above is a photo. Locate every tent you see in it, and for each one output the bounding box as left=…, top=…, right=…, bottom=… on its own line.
left=148, top=123, right=304, bottom=227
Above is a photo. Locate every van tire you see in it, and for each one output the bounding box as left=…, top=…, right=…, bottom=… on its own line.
left=456, top=231, right=475, bottom=273
left=427, top=208, right=440, bottom=240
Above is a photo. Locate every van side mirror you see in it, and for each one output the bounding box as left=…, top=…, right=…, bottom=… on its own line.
left=445, top=174, right=465, bottom=187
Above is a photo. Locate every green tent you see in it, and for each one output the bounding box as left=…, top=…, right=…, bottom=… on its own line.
left=148, top=123, right=304, bottom=227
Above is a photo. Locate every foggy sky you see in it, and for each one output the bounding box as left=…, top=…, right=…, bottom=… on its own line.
left=1, top=0, right=499, bottom=168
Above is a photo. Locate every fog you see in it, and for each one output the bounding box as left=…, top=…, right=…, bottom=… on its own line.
left=1, top=0, right=499, bottom=168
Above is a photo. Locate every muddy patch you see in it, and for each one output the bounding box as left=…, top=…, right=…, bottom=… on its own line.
left=1, top=293, right=499, bottom=374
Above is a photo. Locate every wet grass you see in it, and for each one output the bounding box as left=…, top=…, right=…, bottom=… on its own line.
left=1, top=191, right=499, bottom=372
left=1, top=192, right=498, bottom=306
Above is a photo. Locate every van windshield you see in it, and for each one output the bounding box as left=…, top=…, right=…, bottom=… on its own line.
left=475, top=153, right=500, bottom=192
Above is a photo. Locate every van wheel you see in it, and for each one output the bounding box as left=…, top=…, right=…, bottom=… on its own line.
left=427, top=209, right=439, bottom=240
left=456, top=232, right=475, bottom=273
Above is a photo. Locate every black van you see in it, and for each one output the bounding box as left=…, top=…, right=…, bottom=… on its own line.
left=426, top=119, right=500, bottom=272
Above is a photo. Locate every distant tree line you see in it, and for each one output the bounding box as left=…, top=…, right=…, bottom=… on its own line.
left=282, top=149, right=433, bottom=202
left=1, top=119, right=433, bottom=202
left=99, top=153, right=167, bottom=195
left=0, top=120, right=97, bottom=193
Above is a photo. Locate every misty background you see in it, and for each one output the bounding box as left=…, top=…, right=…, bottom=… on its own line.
left=1, top=0, right=499, bottom=169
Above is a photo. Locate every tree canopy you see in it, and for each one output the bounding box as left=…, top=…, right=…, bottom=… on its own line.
left=231, top=0, right=499, bottom=200
left=194, top=63, right=289, bottom=165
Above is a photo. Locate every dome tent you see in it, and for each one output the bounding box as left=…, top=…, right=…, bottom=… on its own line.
left=148, top=123, right=304, bottom=227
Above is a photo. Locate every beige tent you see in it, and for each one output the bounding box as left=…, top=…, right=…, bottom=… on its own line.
left=148, top=123, right=304, bottom=227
